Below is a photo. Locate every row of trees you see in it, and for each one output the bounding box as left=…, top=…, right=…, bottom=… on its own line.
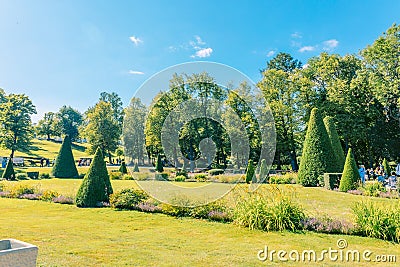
left=258, top=23, right=400, bottom=169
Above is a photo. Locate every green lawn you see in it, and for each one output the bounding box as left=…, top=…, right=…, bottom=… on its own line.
left=0, top=139, right=90, bottom=160
left=0, top=197, right=399, bottom=266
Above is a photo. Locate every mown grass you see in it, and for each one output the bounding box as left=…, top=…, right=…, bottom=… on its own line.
left=0, top=197, right=399, bottom=266
left=0, top=139, right=90, bottom=159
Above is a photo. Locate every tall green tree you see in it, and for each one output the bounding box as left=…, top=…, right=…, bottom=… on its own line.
left=99, top=92, right=124, bottom=133
left=122, top=97, right=147, bottom=165
left=56, top=106, right=82, bottom=141
left=0, top=93, right=36, bottom=158
left=298, top=108, right=337, bottom=186
left=36, top=112, right=59, bottom=140
left=84, top=101, right=120, bottom=163
left=258, top=52, right=302, bottom=170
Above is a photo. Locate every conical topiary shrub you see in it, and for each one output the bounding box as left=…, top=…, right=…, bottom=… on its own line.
left=155, top=154, right=163, bottom=173
left=52, top=135, right=78, bottom=178
left=383, top=158, right=391, bottom=176
left=133, top=161, right=139, bottom=172
left=259, top=158, right=268, bottom=183
left=2, top=158, right=15, bottom=181
left=245, top=160, right=255, bottom=184
left=323, top=116, right=345, bottom=171
left=119, top=160, right=128, bottom=174
left=298, top=108, right=337, bottom=186
left=339, top=148, right=360, bottom=192
left=75, top=148, right=113, bottom=207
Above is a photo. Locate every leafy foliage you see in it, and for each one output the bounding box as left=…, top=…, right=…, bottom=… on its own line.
left=119, top=161, right=128, bottom=174
left=51, top=135, right=79, bottom=178
left=55, top=105, right=82, bottom=141
left=109, top=189, right=148, bottom=210
left=155, top=154, right=163, bottom=173
left=75, top=148, right=113, bottom=207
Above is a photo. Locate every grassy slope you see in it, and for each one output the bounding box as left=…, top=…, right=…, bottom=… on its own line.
left=0, top=139, right=90, bottom=159
left=0, top=197, right=399, bottom=266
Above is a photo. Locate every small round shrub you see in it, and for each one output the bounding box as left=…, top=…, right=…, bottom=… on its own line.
left=109, top=172, right=123, bottom=180
left=40, top=190, right=60, bottom=201
left=194, top=173, right=207, bottom=181
left=109, top=189, right=148, bottom=210
left=10, top=184, right=36, bottom=197
left=174, top=175, right=186, bottom=182
left=175, top=169, right=188, bottom=178
left=40, top=173, right=51, bottom=179
left=363, top=182, right=386, bottom=197
left=123, top=174, right=134, bottom=180
left=16, top=173, right=29, bottom=180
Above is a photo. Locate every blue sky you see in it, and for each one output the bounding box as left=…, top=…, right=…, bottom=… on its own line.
left=0, top=0, right=399, bottom=122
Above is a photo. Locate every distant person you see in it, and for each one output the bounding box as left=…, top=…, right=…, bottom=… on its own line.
left=40, top=158, right=44, bottom=167
left=358, top=165, right=366, bottom=184
left=396, top=161, right=400, bottom=177
left=388, top=171, right=397, bottom=189
left=1, top=157, right=7, bottom=168
left=46, top=158, right=50, bottom=167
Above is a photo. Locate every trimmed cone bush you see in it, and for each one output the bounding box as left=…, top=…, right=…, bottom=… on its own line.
left=2, top=159, right=15, bottom=180
left=339, top=148, right=360, bottom=192
left=383, top=158, right=391, bottom=176
left=52, top=135, right=78, bottom=178
left=119, top=161, right=128, bottom=174
left=155, top=154, right=164, bottom=173
left=76, top=148, right=113, bottom=207
left=245, top=160, right=255, bottom=184
left=323, top=116, right=345, bottom=171
left=298, top=108, right=337, bottom=186
left=133, top=161, right=139, bottom=172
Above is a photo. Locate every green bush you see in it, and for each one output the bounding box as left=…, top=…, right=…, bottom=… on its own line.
left=133, top=161, right=139, bottom=172
left=383, top=158, right=391, bottom=176
left=40, top=173, right=51, bottom=179
left=298, top=108, right=337, bottom=186
left=10, top=184, right=37, bottom=197
left=352, top=201, right=400, bottom=242
left=233, top=189, right=305, bottom=231
left=16, top=173, right=29, bottom=180
left=155, top=154, right=164, bottom=173
left=259, top=159, right=269, bottom=183
left=323, top=173, right=341, bottom=190
left=269, top=173, right=297, bottom=184
left=52, top=135, right=79, bottom=178
left=122, top=174, right=134, bottom=180
left=363, top=182, right=386, bottom=197
left=119, top=161, right=128, bottom=174
left=155, top=173, right=169, bottom=181
left=194, top=173, right=207, bottom=181
left=175, top=169, right=188, bottom=178
left=75, top=148, right=113, bottom=207
left=323, top=116, right=345, bottom=171
left=339, top=148, right=360, bottom=192
left=2, top=159, right=15, bottom=180
left=208, top=169, right=224, bottom=176
left=174, top=175, right=186, bottom=182
left=109, top=189, right=148, bottom=210
left=109, top=171, right=123, bottom=180
left=40, top=190, right=60, bottom=202
left=245, top=160, right=255, bottom=184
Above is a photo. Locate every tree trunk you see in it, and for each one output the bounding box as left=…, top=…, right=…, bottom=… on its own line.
left=47, top=133, right=51, bottom=141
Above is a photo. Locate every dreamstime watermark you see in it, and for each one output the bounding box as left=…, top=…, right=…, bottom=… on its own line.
left=123, top=61, right=276, bottom=206
left=257, top=239, right=397, bottom=263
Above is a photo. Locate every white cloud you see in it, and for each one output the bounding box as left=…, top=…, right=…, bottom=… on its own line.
left=299, top=46, right=316, bottom=52
left=192, top=47, right=213, bottom=58
left=291, top=32, right=302, bottom=39
left=129, top=35, right=143, bottom=46
left=194, top=35, right=205, bottom=45
left=323, top=39, right=339, bottom=51
left=128, top=70, right=144, bottom=75
left=267, top=50, right=275, bottom=57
